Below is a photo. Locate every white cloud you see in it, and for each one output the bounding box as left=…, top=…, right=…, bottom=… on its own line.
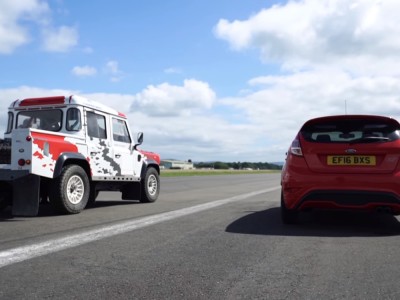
left=0, top=0, right=49, bottom=54
left=130, top=79, right=216, bottom=117
left=221, top=69, right=400, bottom=149
left=208, top=0, right=400, bottom=161
left=215, top=0, right=400, bottom=75
left=105, top=60, right=124, bottom=82
left=5, top=70, right=400, bottom=163
left=0, top=85, right=258, bottom=162
left=164, top=67, right=182, bottom=74
left=0, top=0, right=79, bottom=54
left=82, top=46, right=93, bottom=54
left=0, top=86, right=76, bottom=100
left=42, top=25, right=78, bottom=52
left=0, top=86, right=76, bottom=141
left=106, top=60, right=119, bottom=74
left=82, top=92, right=134, bottom=115
left=6, top=1, right=400, bottom=162
left=129, top=113, right=262, bottom=162
left=57, top=92, right=246, bottom=161
left=73, top=88, right=260, bottom=161
left=71, top=65, right=97, bottom=77
left=0, top=25, right=28, bottom=54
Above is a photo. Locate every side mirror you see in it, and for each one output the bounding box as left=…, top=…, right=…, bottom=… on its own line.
left=136, top=132, right=143, bottom=147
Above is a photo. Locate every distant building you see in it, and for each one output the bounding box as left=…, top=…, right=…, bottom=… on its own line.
left=161, top=160, right=194, bottom=170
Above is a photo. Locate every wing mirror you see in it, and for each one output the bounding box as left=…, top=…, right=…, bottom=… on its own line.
left=134, top=132, right=143, bottom=149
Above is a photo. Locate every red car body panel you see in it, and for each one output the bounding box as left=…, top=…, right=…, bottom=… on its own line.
left=281, top=115, right=400, bottom=215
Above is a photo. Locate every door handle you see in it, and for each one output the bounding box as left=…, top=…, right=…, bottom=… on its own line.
left=115, top=154, right=121, bottom=158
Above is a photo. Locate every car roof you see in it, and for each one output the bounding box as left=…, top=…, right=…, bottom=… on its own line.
left=10, top=95, right=127, bottom=119
left=301, top=115, right=400, bottom=129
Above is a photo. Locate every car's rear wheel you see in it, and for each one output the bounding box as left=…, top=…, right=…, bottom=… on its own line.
left=281, top=192, right=298, bottom=224
left=0, top=184, right=12, bottom=211
left=86, top=183, right=99, bottom=207
left=50, top=165, right=89, bottom=214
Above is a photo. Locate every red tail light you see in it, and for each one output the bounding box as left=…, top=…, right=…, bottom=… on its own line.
left=290, top=137, right=303, bottom=156
left=18, top=159, right=26, bottom=166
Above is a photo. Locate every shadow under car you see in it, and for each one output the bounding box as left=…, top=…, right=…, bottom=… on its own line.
left=225, top=207, right=400, bottom=237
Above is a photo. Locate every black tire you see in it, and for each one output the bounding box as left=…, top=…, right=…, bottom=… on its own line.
left=39, top=178, right=51, bottom=204
left=281, top=192, right=298, bottom=224
left=0, top=199, right=8, bottom=211
left=50, top=165, right=90, bottom=214
left=0, top=194, right=11, bottom=211
left=86, top=183, right=99, bottom=207
left=140, top=167, right=160, bottom=203
left=0, top=183, right=12, bottom=211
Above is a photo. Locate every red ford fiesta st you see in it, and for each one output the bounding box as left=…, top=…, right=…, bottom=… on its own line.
left=281, top=115, right=400, bottom=224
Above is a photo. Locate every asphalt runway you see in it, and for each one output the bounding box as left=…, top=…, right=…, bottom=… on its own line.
left=1, top=173, right=400, bottom=299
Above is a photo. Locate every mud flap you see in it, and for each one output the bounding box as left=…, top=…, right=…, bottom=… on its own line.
left=121, top=182, right=141, bottom=200
left=12, top=175, right=40, bottom=216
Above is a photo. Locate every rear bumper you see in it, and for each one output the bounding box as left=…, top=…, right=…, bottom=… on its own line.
left=0, top=169, right=30, bottom=180
left=281, top=169, right=400, bottom=213
left=296, top=190, right=400, bottom=214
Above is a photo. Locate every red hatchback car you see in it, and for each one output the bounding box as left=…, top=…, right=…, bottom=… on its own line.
left=281, top=115, right=400, bottom=223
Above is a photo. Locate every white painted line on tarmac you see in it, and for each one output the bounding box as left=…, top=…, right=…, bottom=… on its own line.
left=0, top=186, right=280, bottom=268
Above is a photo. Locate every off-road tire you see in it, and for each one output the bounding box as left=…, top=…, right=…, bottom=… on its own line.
left=281, top=192, right=298, bottom=224
left=86, top=183, right=99, bottom=207
left=0, top=183, right=12, bottom=211
left=0, top=194, right=11, bottom=211
left=140, top=167, right=160, bottom=203
left=50, top=165, right=90, bottom=214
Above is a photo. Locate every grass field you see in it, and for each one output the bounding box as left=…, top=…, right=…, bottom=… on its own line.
left=160, top=169, right=281, bottom=177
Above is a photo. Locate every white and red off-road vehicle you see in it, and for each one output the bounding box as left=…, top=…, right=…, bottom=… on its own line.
left=0, top=95, right=161, bottom=216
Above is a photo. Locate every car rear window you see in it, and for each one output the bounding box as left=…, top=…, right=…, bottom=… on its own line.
left=301, top=119, right=400, bottom=143
left=16, top=109, right=63, bottom=132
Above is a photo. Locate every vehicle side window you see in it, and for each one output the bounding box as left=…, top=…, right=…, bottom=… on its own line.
left=86, top=111, right=107, bottom=139
left=6, top=112, right=13, bottom=133
left=66, top=108, right=82, bottom=131
left=112, top=118, right=131, bottom=143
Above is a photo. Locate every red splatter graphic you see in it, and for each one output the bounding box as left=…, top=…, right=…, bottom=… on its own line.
left=33, top=151, right=44, bottom=159
left=32, top=132, right=79, bottom=161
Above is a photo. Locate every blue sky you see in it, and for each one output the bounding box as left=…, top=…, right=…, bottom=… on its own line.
left=2, top=0, right=273, bottom=95
left=2, top=0, right=400, bottom=162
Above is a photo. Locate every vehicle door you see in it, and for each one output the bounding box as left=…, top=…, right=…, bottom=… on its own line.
left=85, top=109, right=114, bottom=177
left=111, top=117, right=142, bottom=178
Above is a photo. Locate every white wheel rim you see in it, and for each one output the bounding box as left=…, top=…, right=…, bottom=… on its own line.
left=147, top=174, right=158, bottom=197
left=67, top=175, right=84, bottom=204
